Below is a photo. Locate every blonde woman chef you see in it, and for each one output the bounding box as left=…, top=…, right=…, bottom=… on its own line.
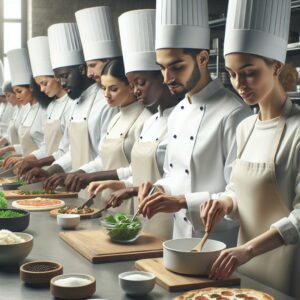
left=201, top=0, right=300, bottom=298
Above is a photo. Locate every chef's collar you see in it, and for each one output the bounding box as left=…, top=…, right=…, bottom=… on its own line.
left=189, top=78, right=223, bottom=105
left=55, top=93, right=69, bottom=103
left=119, top=100, right=142, bottom=114
left=31, top=102, right=40, bottom=109
left=281, top=97, right=293, bottom=118
left=77, top=83, right=99, bottom=103
left=158, top=105, right=174, bottom=117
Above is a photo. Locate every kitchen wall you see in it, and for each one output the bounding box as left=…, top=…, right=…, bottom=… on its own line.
left=28, top=0, right=156, bottom=38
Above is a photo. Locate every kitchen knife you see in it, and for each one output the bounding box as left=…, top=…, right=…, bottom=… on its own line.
left=78, top=194, right=95, bottom=209
left=18, top=181, right=44, bottom=192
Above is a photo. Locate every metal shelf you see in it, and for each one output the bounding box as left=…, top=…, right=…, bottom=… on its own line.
left=288, top=91, right=300, bottom=100
left=287, top=42, right=300, bottom=51
left=292, top=0, right=300, bottom=11
left=209, top=17, right=226, bottom=28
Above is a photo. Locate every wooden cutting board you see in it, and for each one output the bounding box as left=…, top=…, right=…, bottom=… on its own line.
left=59, top=230, right=163, bottom=263
left=135, top=258, right=240, bottom=292
left=3, top=190, right=78, bottom=199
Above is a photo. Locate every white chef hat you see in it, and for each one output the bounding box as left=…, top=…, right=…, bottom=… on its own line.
left=0, top=60, right=4, bottom=95
left=155, top=0, right=210, bottom=50
left=224, top=0, right=291, bottom=63
left=75, top=6, right=121, bottom=61
left=7, top=48, right=32, bottom=87
left=119, top=9, right=159, bottom=74
left=48, top=23, right=84, bottom=69
left=27, top=36, right=54, bottom=77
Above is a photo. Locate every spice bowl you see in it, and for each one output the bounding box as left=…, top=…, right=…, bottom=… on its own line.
left=20, top=261, right=63, bottom=285
left=57, top=214, right=80, bottom=229
left=50, top=273, right=96, bottom=299
left=118, top=271, right=156, bottom=296
left=0, top=209, right=30, bottom=232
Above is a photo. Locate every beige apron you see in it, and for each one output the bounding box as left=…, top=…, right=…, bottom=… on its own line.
left=18, top=106, right=40, bottom=156
left=99, top=108, right=142, bottom=214
left=44, top=100, right=68, bottom=156
left=131, top=130, right=173, bottom=240
left=68, top=95, right=96, bottom=171
left=232, top=115, right=299, bottom=297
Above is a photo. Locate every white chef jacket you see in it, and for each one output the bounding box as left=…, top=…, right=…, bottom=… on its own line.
left=117, top=106, right=174, bottom=186
left=80, top=101, right=152, bottom=173
left=0, top=102, right=15, bottom=137
left=31, top=94, right=73, bottom=160
left=13, top=102, right=47, bottom=155
left=53, top=83, right=118, bottom=172
left=155, top=78, right=252, bottom=240
left=223, top=98, right=300, bottom=245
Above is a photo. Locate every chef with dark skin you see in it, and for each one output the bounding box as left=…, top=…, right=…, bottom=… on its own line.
left=138, top=0, right=252, bottom=246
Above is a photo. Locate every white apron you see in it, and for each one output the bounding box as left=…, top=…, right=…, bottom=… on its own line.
left=18, top=106, right=40, bottom=156
left=232, top=115, right=299, bottom=298
left=8, top=108, right=21, bottom=145
left=44, top=100, right=68, bottom=156
left=99, top=108, right=142, bottom=214
left=131, top=130, right=173, bottom=240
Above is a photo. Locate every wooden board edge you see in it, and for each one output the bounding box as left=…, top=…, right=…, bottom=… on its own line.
left=50, top=208, right=101, bottom=219
left=5, top=193, right=78, bottom=200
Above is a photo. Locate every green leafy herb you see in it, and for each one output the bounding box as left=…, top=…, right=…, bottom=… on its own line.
left=104, top=213, right=142, bottom=242
left=0, top=210, right=24, bottom=217
left=21, top=190, right=55, bottom=195
left=16, top=178, right=26, bottom=186
left=0, top=193, right=7, bottom=209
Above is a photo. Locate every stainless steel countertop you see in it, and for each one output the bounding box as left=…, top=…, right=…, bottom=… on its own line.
left=0, top=197, right=295, bottom=300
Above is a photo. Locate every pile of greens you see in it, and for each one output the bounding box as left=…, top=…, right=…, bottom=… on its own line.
left=0, top=192, right=7, bottom=209
left=0, top=210, right=24, bottom=218
left=104, top=213, right=142, bottom=242
left=16, top=178, right=26, bottom=186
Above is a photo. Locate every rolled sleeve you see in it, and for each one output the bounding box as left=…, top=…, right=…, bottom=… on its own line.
left=185, top=191, right=210, bottom=232
left=53, top=151, right=72, bottom=172
left=117, top=166, right=132, bottom=180
left=13, top=144, right=22, bottom=155
left=79, top=156, right=103, bottom=173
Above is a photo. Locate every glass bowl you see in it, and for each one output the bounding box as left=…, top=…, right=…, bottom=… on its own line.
left=99, top=213, right=143, bottom=243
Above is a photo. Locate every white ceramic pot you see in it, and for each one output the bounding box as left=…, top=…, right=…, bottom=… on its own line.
left=57, top=214, right=80, bottom=229
left=163, top=238, right=226, bottom=275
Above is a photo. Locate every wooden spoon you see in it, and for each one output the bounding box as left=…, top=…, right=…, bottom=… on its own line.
left=190, top=230, right=209, bottom=252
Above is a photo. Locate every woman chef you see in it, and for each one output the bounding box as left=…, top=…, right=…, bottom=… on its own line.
left=200, top=0, right=300, bottom=298
left=0, top=48, right=46, bottom=162
left=14, top=36, right=72, bottom=175
left=88, top=9, right=181, bottom=239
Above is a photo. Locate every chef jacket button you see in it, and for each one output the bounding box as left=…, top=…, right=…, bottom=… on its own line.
left=183, top=217, right=188, bottom=222
left=155, top=138, right=159, bottom=141
left=173, top=134, right=177, bottom=139
left=185, top=169, right=189, bottom=174
left=107, top=132, right=109, bottom=135
left=200, top=106, right=204, bottom=111
left=84, top=117, right=87, bottom=120
left=71, top=117, right=73, bottom=120
left=76, top=101, right=79, bottom=104
left=140, top=136, right=143, bottom=139
left=173, top=214, right=176, bottom=219
left=48, top=117, right=51, bottom=120
left=120, top=133, right=123, bottom=136
left=181, top=106, right=184, bottom=110
left=190, top=136, right=194, bottom=140
left=170, top=163, right=173, bottom=168
left=155, top=116, right=158, bottom=120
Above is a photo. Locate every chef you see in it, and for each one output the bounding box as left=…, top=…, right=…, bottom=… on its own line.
left=0, top=61, right=15, bottom=140
left=16, top=36, right=72, bottom=175
left=138, top=0, right=251, bottom=246
left=0, top=81, right=23, bottom=147
left=88, top=9, right=181, bottom=239
left=24, top=22, right=116, bottom=187
left=200, top=0, right=300, bottom=297
left=1, top=48, right=46, bottom=160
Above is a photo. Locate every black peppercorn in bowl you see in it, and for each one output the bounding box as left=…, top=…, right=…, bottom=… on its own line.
left=20, top=261, right=63, bottom=285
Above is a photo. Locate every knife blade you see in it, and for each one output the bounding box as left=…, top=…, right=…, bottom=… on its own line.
left=0, top=168, right=15, bottom=177
left=18, top=182, right=44, bottom=192
left=78, top=194, right=95, bottom=210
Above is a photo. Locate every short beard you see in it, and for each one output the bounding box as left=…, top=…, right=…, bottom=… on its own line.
left=185, top=62, right=201, bottom=92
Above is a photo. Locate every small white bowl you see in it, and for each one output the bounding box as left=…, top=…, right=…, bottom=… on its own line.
left=119, top=271, right=156, bottom=296
left=57, top=214, right=80, bottom=229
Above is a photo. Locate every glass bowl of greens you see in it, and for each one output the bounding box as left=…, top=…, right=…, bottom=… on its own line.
left=100, top=213, right=143, bottom=243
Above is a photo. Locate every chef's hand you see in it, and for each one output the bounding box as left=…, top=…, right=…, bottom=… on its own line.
left=138, top=182, right=187, bottom=219
left=64, top=171, right=90, bottom=192
left=44, top=173, right=67, bottom=191
left=17, top=159, right=40, bottom=177
left=106, top=187, right=137, bottom=208
left=0, top=146, right=14, bottom=158
left=200, top=197, right=233, bottom=232
left=3, top=154, right=22, bottom=168
left=88, top=180, right=125, bottom=197
left=209, top=245, right=252, bottom=280
left=24, top=167, right=49, bottom=183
